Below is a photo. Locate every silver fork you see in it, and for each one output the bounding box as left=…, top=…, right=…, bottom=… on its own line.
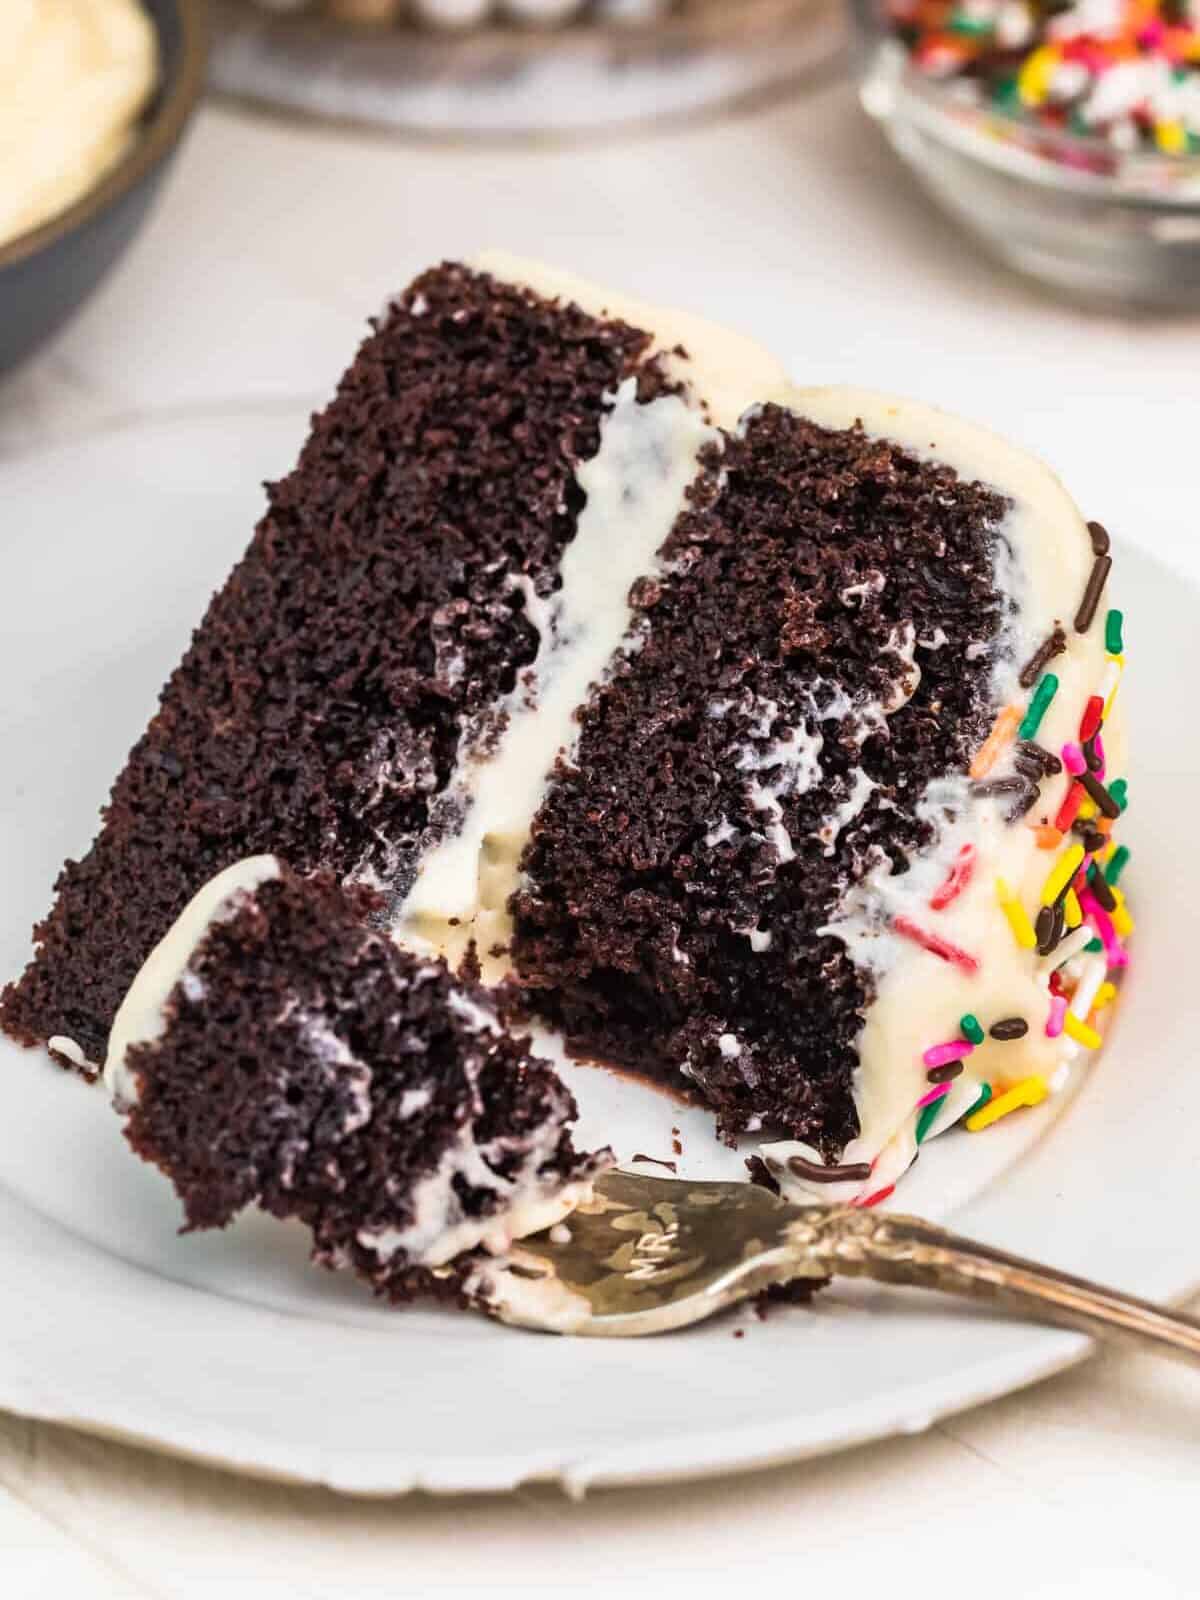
left=470, top=1169, right=1200, bottom=1355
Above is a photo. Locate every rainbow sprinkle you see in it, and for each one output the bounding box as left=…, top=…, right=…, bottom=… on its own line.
left=970, top=704, right=1021, bottom=779
left=959, top=1013, right=985, bottom=1045
left=966, top=1075, right=1049, bottom=1132
left=887, top=0, right=1200, bottom=164
left=929, top=843, right=977, bottom=910
left=1018, top=672, right=1059, bottom=740
left=1041, top=842, right=1086, bottom=906
left=996, top=875, right=1038, bottom=948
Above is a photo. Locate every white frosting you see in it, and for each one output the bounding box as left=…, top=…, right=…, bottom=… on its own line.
left=0, top=0, right=158, bottom=250
left=397, top=377, right=717, bottom=979
left=103, top=855, right=281, bottom=1109
left=356, top=1107, right=598, bottom=1268
left=47, top=1034, right=93, bottom=1070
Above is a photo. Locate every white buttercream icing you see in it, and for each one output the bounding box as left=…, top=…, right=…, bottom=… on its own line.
left=397, top=375, right=717, bottom=979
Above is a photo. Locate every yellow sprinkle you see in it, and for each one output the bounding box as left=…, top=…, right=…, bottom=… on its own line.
left=995, top=876, right=1037, bottom=950
left=1018, top=45, right=1058, bottom=106
left=1040, top=843, right=1085, bottom=907
left=1156, top=120, right=1188, bottom=155
left=1101, top=655, right=1123, bottom=718
left=1064, top=1013, right=1102, bottom=1049
left=1113, top=904, right=1134, bottom=938
left=1078, top=798, right=1098, bottom=822
left=1063, top=888, right=1082, bottom=929
left=1098, top=841, right=1117, bottom=865
left=966, top=1075, right=1049, bottom=1132
left=1093, top=982, right=1117, bottom=1012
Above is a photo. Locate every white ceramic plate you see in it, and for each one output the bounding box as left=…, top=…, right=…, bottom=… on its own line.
left=0, top=412, right=1192, bottom=1496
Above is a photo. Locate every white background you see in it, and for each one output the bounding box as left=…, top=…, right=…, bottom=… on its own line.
left=1, top=75, right=1197, bottom=1599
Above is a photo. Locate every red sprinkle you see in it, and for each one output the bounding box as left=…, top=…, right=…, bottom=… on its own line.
left=929, top=844, right=977, bottom=911
left=1054, top=782, right=1084, bottom=833
left=857, top=1183, right=896, bottom=1210
left=1079, top=695, right=1104, bottom=743
left=894, top=915, right=981, bottom=974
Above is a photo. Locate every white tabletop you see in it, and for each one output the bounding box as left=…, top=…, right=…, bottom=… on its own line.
left=1, top=79, right=1197, bottom=1600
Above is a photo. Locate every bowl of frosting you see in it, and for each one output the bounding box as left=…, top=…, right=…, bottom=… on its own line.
left=850, top=0, right=1200, bottom=308
left=0, top=0, right=207, bottom=375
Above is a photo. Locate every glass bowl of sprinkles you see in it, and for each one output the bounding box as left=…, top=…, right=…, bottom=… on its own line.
left=850, top=0, right=1200, bottom=307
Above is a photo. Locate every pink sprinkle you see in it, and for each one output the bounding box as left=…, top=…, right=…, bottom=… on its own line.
left=916, top=1081, right=954, bottom=1109
left=894, top=915, right=981, bottom=975
left=1078, top=887, right=1126, bottom=968
left=929, top=844, right=976, bottom=911
left=922, top=1039, right=974, bottom=1069
left=1061, top=742, right=1086, bottom=776
left=1046, top=994, right=1068, bottom=1039
left=1138, top=19, right=1165, bottom=47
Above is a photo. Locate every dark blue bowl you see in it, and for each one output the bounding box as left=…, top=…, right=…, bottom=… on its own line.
left=0, top=0, right=208, bottom=376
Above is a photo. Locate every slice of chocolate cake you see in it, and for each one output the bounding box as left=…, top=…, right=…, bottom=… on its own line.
left=4, top=254, right=1133, bottom=1217
left=106, top=856, right=609, bottom=1299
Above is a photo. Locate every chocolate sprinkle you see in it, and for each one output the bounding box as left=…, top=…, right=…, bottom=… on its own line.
left=1035, top=905, right=1056, bottom=955
left=927, top=1061, right=965, bottom=1084
left=1087, top=520, right=1111, bottom=556
left=1079, top=826, right=1107, bottom=854
left=1005, top=782, right=1041, bottom=822
left=972, top=775, right=1029, bottom=798
left=1083, top=736, right=1103, bottom=773
left=786, top=1154, right=873, bottom=1184
left=1079, top=770, right=1121, bottom=819
left=989, top=1017, right=1029, bottom=1041
left=1074, top=555, right=1112, bottom=634
left=1013, top=747, right=1046, bottom=780
left=1088, top=868, right=1118, bottom=912
left=1018, top=626, right=1067, bottom=690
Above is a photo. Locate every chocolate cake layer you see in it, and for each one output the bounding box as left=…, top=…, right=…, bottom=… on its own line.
left=115, top=861, right=607, bottom=1301
left=511, top=405, right=1009, bottom=1150
left=2, top=266, right=654, bottom=1061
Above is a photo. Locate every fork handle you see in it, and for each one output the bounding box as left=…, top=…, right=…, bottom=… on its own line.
left=789, top=1210, right=1200, bottom=1364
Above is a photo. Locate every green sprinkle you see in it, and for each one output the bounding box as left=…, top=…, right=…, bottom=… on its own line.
left=959, top=1013, right=985, bottom=1046
left=1104, top=608, right=1124, bottom=655
left=1085, top=936, right=1104, bottom=953
left=993, top=74, right=1020, bottom=109
left=949, top=12, right=993, bottom=32
left=1018, top=673, right=1059, bottom=741
left=916, top=1099, right=946, bottom=1145
left=967, top=1082, right=993, bottom=1119
left=1105, top=844, right=1131, bottom=885
left=1109, top=778, right=1128, bottom=812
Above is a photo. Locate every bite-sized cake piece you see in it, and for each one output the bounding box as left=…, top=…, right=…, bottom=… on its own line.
left=106, top=857, right=609, bottom=1300
left=4, top=254, right=1132, bottom=1214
